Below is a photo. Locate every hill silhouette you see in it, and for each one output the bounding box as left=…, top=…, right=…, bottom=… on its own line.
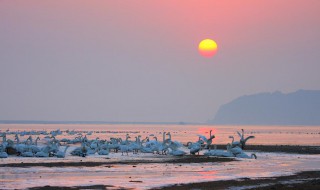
left=211, top=90, right=320, bottom=125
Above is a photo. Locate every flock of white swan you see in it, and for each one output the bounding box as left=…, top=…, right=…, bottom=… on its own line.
left=0, top=129, right=256, bottom=159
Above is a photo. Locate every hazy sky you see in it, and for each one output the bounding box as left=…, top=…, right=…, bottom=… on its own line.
left=1, top=0, right=320, bottom=122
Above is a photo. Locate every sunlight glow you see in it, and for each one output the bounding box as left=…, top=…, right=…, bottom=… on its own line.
left=198, top=39, right=218, bottom=58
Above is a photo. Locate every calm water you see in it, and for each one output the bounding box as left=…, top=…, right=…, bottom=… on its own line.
left=1, top=124, right=319, bottom=145
left=1, top=124, right=320, bottom=189
left=1, top=153, right=319, bottom=189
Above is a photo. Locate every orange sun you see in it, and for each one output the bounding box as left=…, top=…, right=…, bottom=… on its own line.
left=198, top=39, right=218, bottom=58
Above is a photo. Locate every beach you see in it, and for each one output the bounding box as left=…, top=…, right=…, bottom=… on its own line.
left=1, top=124, right=320, bottom=189
left=1, top=144, right=319, bottom=190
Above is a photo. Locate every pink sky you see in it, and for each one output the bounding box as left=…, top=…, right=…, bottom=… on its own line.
left=0, top=1, right=320, bottom=122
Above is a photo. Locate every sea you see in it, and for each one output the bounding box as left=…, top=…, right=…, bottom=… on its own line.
left=0, top=123, right=319, bottom=189
left=0, top=123, right=319, bottom=145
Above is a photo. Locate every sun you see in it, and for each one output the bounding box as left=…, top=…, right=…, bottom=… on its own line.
left=198, top=39, right=218, bottom=58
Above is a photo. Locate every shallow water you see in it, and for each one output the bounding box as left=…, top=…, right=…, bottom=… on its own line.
left=0, top=152, right=319, bottom=190
left=1, top=124, right=319, bottom=189
left=1, top=124, right=320, bottom=145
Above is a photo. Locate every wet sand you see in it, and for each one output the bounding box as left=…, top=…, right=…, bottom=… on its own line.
left=227, top=144, right=320, bottom=154
left=153, top=171, right=320, bottom=190
left=2, top=145, right=319, bottom=190
left=28, top=185, right=130, bottom=190
left=203, top=144, right=320, bottom=154
left=0, top=156, right=234, bottom=167
left=26, top=171, right=320, bottom=190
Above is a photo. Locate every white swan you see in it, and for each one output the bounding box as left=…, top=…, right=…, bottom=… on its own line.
left=204, top=144, right=234, bottom=157
left=98, top=142, right=109, bottom=155
left=0, top=151, right=8, bottom=158
left=21, top=150, right=34, bottom=157
left=30, top=137, right=41, bottom=153
left=230, top=146, right=243, bottom=155
left=187, top=138, right=202, bottom=155
left=157, top=132, right=169, bottom=155
left=237, top=129, right=255, bottom=149
left=168, top=148, right=186, bottom=156
left=129, top=136, right=142, bottom=154
left=35, top=150, right=49, bottom=157
left=229, top=144, right=257, bottom=159
left=0, top=144, right=8, bottom=158
left=71, top=142, right=87, bottom=157
left=197, top=130, right=215, bottom=148
left=229, top=136, right=241, bottom=148
left=56, top=146, right=70, bottom=158
left=236, top=152, right=257, bottom=159
left=119, top=135, right=131, bottom=155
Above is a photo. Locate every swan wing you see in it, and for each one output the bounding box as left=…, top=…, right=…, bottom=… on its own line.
left=236, top=131, right=242, bottom=138
left=243, top=136, right=255, bottom=143
left=197, top=135, right=208, bottom=142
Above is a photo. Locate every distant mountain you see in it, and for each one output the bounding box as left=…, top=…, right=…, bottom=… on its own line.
left=211, top=90, right=320, bottom=125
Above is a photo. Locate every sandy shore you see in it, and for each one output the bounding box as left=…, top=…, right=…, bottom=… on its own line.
left=153, top=171, right=320, bottom=190
left=0, top=156, right=234, bottom=167
left=1, top=145, right=319, bottom=190
left=1, top=144, right=319, bottom=167
left=226, top=144, right=320, bottom=154
left=198, top=144, right=320, bottom=154
left=28, top=185, right=127, bottom=190
left=26, top=171, right=320, bottom=190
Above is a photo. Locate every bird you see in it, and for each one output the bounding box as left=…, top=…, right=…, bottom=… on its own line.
left=0, top=145, right=8, bottom=158
left=35, top=150, right=49, bottom=157
left=168, top=148, right=186, bottom=156
left=56, top=145, right=70, bottom=158
left=119, top=135, right=131, bottom=156
left=187, top=137, right=202, bottom=155
left=98, top=142, right=109, bottom=155
left=0, top=151, right=8, bottom=158
left=237, top=129, right=255, bottom=149
left=198, top=132, right=215, bottom=148
left=204, top=144, right=234, bottom=157
left=229, top=136, right=241, bottom=148
left=236, top=152, right=257, bottom=159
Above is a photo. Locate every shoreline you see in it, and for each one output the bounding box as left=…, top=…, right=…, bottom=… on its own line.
left=0, top=156, right=234, bottom=167
left=1, top=144, right=319, bottom=168
left=1, top=145, right=319, bottom=190
left=25, top=171, right=320, bottom=190
left=152, top=170, right=320, bottom=190
left=211, top=144, right=320, bottom=154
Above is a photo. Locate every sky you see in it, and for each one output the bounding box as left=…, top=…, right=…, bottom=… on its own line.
left=0, top=0, right=320, bottom=123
